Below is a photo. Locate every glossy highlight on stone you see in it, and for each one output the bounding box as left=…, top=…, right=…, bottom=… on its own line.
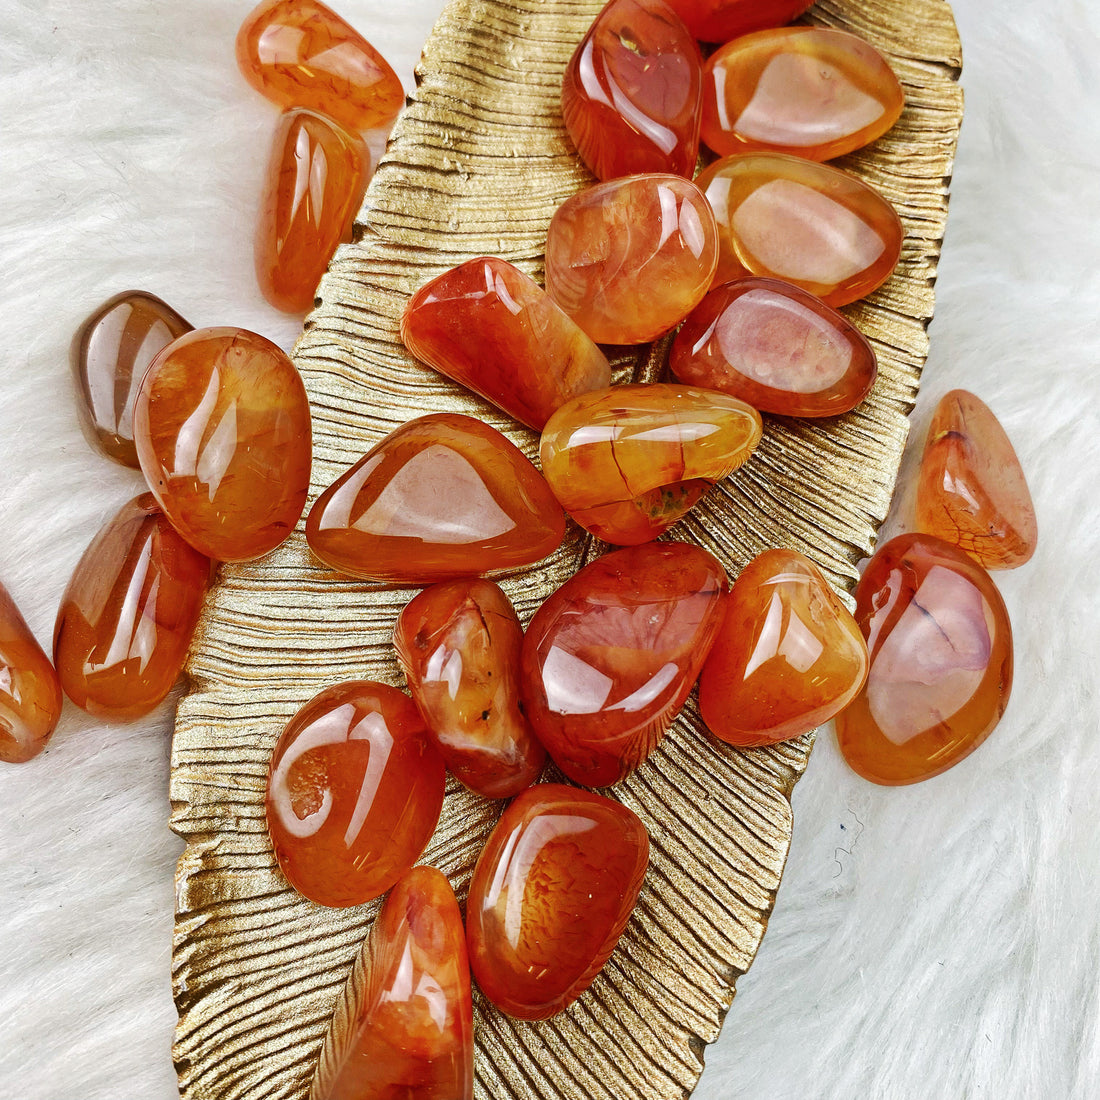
left=466, top=784, right=649, bottom=1019
left=663, top=0, right=813, bottom=42
left=521, top=542, right=728, bottom=786
left=836, top=533, right=1013, bottom=785
left=401, top=257, right=611, bottom=431
left=265, top=681, right=445, bottom=907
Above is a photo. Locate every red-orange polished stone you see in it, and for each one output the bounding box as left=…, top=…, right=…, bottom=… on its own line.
left=540, top=383, right=762, bottom=545
left=663, top=0, right=813, bottom=42
left=697, top=153, right=903, bottom=306
left=698, top=548, right=868, bottom=746
left=545, top=174, right=719, bottom=343
left=394, top=579, right=545, bottom=799
left=670, top=277, right=877, bottom=417
left=400, top=257, right=611, bottom=431
left=134, top=327, right=312, bottom=562
left=915, top=390, right=1038, bottom=570
left=306, top=414, right=565, bottom=584
left=466, top=784, right=649, bottom=1019
left=236, top=0, right=404, bottom=132
left=312, top=866, right=473, bottom=1100
left=836, top=533, right=1013, bottom=785
left=521, top=542, right=728, bottom=786
left=53, top=494, right=212, bottom=722
left=561, top=0, right=703, bottom=180
left=266, top=681, right=445, bottom=907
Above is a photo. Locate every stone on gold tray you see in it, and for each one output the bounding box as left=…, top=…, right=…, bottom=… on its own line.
left=663, top=0, right=813, bottom=42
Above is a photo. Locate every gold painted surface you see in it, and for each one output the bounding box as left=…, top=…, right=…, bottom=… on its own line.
left=171, top=2, right=963, bottom=1097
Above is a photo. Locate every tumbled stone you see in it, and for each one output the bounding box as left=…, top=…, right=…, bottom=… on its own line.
left=664, top=0, right=813, bottom=42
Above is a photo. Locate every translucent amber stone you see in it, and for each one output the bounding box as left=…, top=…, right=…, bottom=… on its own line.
left=561, top=0, right=703, bottom=180
left=697, top=153, right=903, bottom=306
left=663, top=0, right=812, bottom=42
left=257, top=109, right=369, bottom=314
left=236, top=0, right=404, bottom=132
left=393, top=579, right=545, bottom=799
left=836, top=533, right=1013, bottom=786
left=669, top=277, right=877, bottom=417
left=521, top=542, right=728, bottom=786
left=701, top=28, right=903, bottom=161
left=306, top=414, right=565, bottom=584
left=698, top=548, right=868, bottom=746
left=133, top=327, right=312, bottom=562
left=540, top=384, right=762, bottom=545
left=466, top=784, right=649, bottom=1019
left=915, top=390, right=1038, bottom=570
left=266, top=681, right=445, bottom=907
left=544, top=174, right=719, bottom=344
left=53, top=494, right=212, bottom=721
left=401, top=257, right=611, bottom=431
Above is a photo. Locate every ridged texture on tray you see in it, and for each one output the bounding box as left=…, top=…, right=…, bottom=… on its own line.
left=171, top=1, right=962, bottom=1097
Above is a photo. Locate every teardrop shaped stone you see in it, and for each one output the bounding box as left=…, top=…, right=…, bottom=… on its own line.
left=664, top=0, right=813, bottom=42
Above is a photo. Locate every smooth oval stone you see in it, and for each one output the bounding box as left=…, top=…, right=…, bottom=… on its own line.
left=53, top=494, right=212, bottom=722
left=698, top=548, right=868, bottom=746
left=265, top=681, right=445, bottom=907
left=401, top=257, right=611, bottom=431
left=701, top=28, right=904, bottom=162
left=311, top=866, right=473, bottom=1100
left=393, top=579, right=546, bottom=799
left=835, top=533, right=1013, bottom=785
left=669, top=277, right=877, bottom=417
left=663, top=0, right=813, bottom=42
left=915, top=389, right=1038, bottom=570
left=306, top=414, right=565, bottom=584
left=697, top=153, right=904, bottom=306
left=236, top=0, right=404, bottom=132
left=466, top=783, right=649, bottom=1019
left=521, top=542, right=728, bottom=786
left=134, top=327, right=312, bottom=562
left=545, top=174, right=719, bottom=344
left=561, top=0, right=703, bottom=180
left=540, top=383, right=762, bottom=545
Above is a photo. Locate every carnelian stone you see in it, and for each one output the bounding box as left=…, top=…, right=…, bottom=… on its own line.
left=669, top=277, right=877, bottom=417
left=400, top=257, right=611, bottom=431
left=466, top=784, right=649, bottom=1019
left=545, top=174, right=719, bottom=343
left=663, top=0, right=813, bottom=42
left=53, top=494, right=212, bottom=721
left=561, top=0, right=703, bottom=181
left=698, top=548, right=868, bottom=746
left=394, top=579, right=545, bottom=799
left=306, top=414, right=565, bottom=584
left=701, top=28, right=903, bottom=162
left=540, top=383, right=762, bottom=545
left=915, top=390, right=1038, bottom=570
left=521, top=542, right=728, bottom=786
left=266, top=681, right=445, bottom=907
left=697, top=153, right=903, bottom=306
left=133, top=327, right=312, bottom=562
left=236, top=0, right=404, bottom=133
left=257, top=109, right=369, bottom=314
left=312, top=866, right=473, bottom=1100
left=836, top=533, right=1013, bottom=786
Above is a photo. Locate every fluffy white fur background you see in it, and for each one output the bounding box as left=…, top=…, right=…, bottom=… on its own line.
left=0, top=1, right=1096, bottom=1098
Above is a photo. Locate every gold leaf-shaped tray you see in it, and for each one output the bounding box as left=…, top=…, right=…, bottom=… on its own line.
left=171, top=2, right=962, bottom=1097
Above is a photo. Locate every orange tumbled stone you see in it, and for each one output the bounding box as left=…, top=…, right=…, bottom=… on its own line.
left=698, top=548, right=868, bottom=747
left=306, top=414, right=565, bottom=584
left=311, top=866, right=473, bottom=1100
left=540, top=383, right=762, bottom=545
left=400, top=257, right=611, bottom=431
left=521, top=542, right=728, bottom=786
left=133, top=327, right=312, bottom=562
left=236, top=0, right=404, bottom=132
left=266, top=681, right=445, bottom=907
left=663, top=0, right=813, bottom=42
left=545, top=174, right=719, bottom=343
left=53, top=494, right=212, bottom=721
left=836, top=533, right=1014, bottom=785
left=697, top=153, right=903, bottom=306
left=915, top=390, right=1038, bottom=570
left=466, top=784, right=649, bottom=1020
